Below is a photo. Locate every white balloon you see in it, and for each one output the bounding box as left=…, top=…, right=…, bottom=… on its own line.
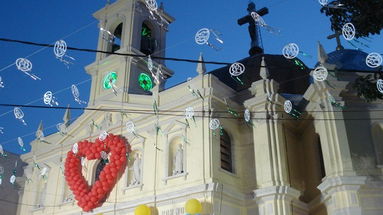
left=99, top=131, right=108, bottom=141
left=72, top=143, right=78, bottom=154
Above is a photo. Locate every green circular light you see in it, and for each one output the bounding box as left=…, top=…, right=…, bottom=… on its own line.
left=103, top=72, right=118, bottom=89
left=138, top=73, right=153, bottom=91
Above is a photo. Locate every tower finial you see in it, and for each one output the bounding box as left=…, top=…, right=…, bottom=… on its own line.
left=63, top=105, right=71, bottom=127
left=196, top=53, right=206, bottom=75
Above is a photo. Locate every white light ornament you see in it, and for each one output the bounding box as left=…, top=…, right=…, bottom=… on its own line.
left=229, top=62, right=246, bottom=85
left=0, top=144, right=6, bottom=157
left=14, top=107, right=27, bottom=126
left=0, top=127, right=3, bottom=134
left=0, top=165, right=3, bottom=185
left=282, top=43, right=299, bottom=59
left=195, top=28, right=224, bottom=51
left=250, top=12, right=280, bottom=35
left=284, top=100, right=301, bottom=119
left=100, top=27, right=116, bottom=43
left=17, top=137, right=26, bottom=152
left=244, top=109, right=251, bottom=123
left=40, top=167, right=48, bottom=179
left=43, top=91, right=59, bottom=106
left=147, top=55, right=153, bottom=72
left=377, top=79, right=383, bottom=94
left=71, top=84, right=87, bottom=104
left=186, top=77, right=203, bottom=99
left=100, top=151, right=108, bottom=161
left=342, top=23, right=355, bottom=41
left=15, top=58, right=41, bottom=80
left=144, top=0, right=169, bottom=29
left=284, top=100, right=292, bottom=114
left=185, top=106, right=196, bottom=127
left=54, top=40, right=75, bottom=68
left=99, top=131, right=108, bottom=141
left=0, top=76, right=4, bottom=88
left=9, top=175, right=16, bottom=185
left=229, top=62, right=245, bottom=77
left=313, top=66, right=328, bottom=82
left=365, top=52, right=382, bottom=68
left=10, top=161, right=17, bottom=185
left=126, top=121, right=138, bottom=137
left=209, top=118, right=223, bottom=136
left=57, top=123, right=68, bottom=136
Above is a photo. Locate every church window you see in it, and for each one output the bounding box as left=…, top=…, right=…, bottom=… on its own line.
left=111, top=23, right=123, bottom=53
left=220, top=130, right=233, bottom=172
left=140, top=23, right=156, bottom=55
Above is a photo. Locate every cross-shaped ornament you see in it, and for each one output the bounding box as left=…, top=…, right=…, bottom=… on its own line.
left=327, top=31, right=344, bottom=51
left=237, top=2, right=269, bottom=56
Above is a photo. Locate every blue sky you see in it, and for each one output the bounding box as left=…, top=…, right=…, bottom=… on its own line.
left=0, top=0, right=382, bottom=154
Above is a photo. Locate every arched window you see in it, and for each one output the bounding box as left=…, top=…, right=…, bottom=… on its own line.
left=140, top=23, right=156, bottom=55
left=371, top=123, right=383, bottom=166
left=111, top=23, right=123, bottom=53
left=220, top=130, right=233, bottom=172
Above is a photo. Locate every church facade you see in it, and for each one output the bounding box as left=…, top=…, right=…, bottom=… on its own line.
left=17, top=0, right=383, bottom=215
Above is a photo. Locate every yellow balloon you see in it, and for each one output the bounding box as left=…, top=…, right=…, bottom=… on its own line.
left=134, top=204, right=151, bottom=215
left=185, top=198, right=202, bottom=214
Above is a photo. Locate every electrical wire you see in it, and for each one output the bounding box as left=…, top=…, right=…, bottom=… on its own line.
left=1, top=103, right=383, bottom=114
left=0, top=21, right=97, bottom=73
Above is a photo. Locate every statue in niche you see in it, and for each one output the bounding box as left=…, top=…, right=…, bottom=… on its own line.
left=101, top=113, right=113, bottom=130
left=129, top=153, right=142, bottom=186
left=173, top=144, right=184, bottom=175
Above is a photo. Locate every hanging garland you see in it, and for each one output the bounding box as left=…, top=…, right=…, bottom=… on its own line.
left=64, top=133, right=130, bottom=212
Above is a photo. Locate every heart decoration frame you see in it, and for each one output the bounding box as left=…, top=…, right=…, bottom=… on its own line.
left=64, top=133, right=130, bottom=212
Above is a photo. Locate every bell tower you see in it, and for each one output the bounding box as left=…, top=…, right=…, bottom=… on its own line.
left=85, top=0, right=174, bottom=105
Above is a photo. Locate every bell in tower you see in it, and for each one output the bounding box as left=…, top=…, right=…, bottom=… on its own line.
left=85, top=0, right=174, bottom=105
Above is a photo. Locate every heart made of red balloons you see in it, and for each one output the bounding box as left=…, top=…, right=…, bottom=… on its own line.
left=64, top=134, right=130, bottom=212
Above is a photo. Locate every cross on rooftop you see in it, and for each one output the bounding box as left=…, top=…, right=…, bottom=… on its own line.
left=327, top=31, right=344, bottom=51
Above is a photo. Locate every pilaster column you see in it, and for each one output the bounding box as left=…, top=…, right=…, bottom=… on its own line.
left=304, top=81, right=355, bottom=177
left=254, top=186, right=301, bottom=215
left=244, top=79, right=303, bottom=215
left=318, top=176, right=367, bottom=215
